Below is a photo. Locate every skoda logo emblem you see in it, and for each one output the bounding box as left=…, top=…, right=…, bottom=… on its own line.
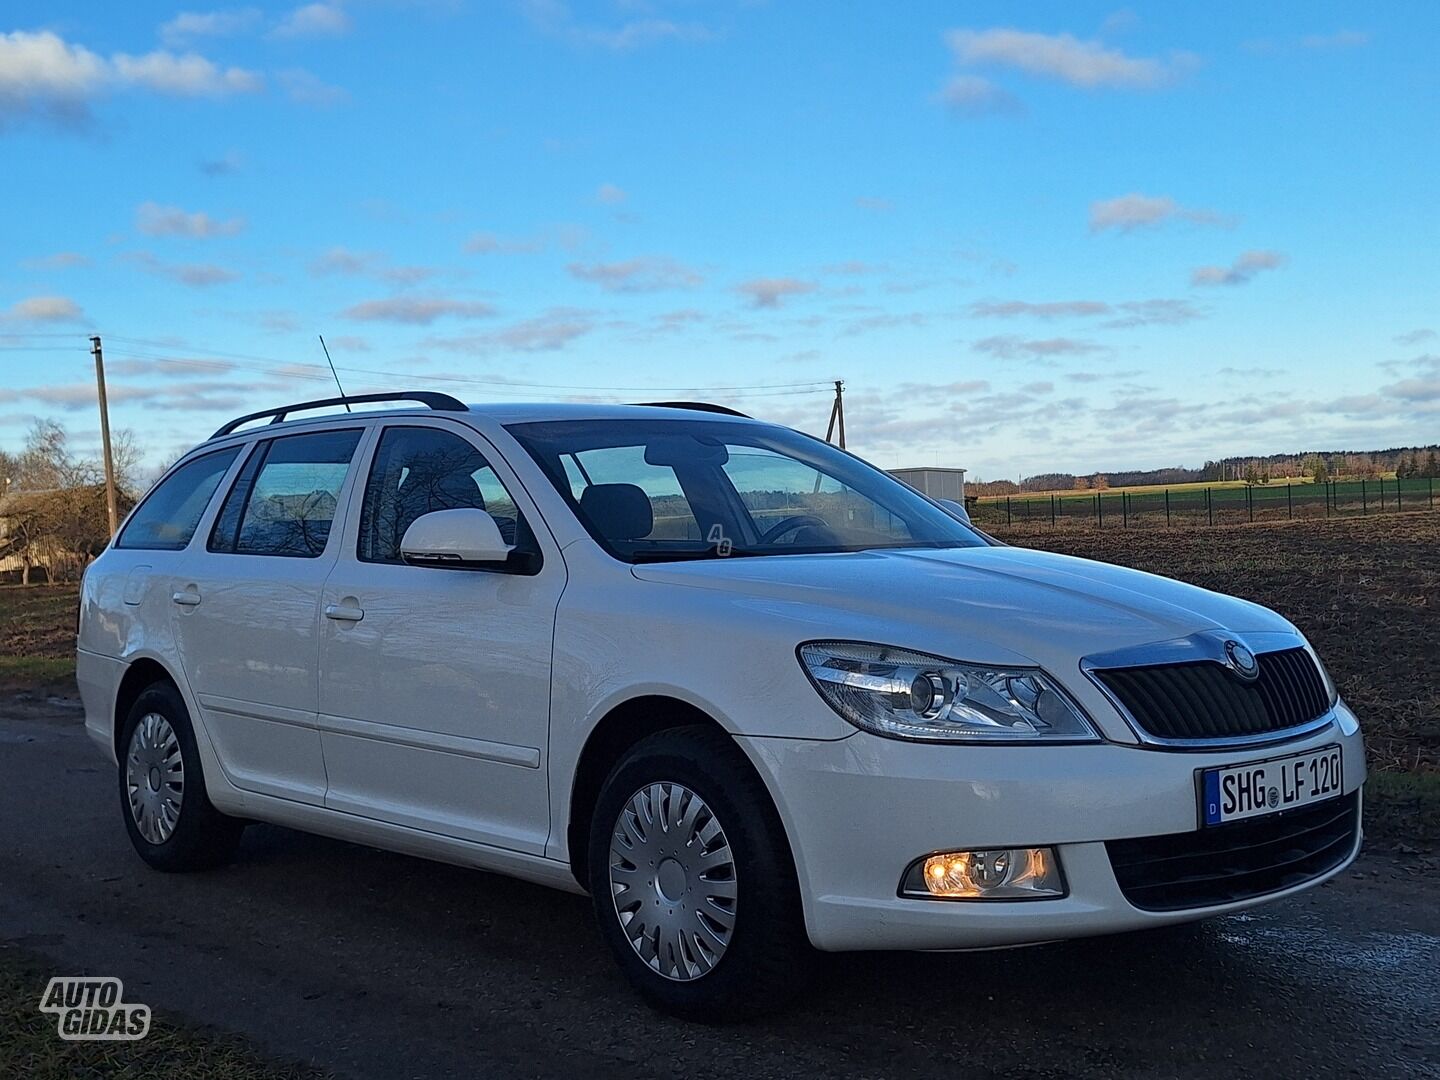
left=1225, top=640, right=1259, bottom=681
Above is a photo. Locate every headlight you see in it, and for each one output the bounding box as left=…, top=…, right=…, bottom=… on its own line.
left=799, top=641, right=1098, bottom=743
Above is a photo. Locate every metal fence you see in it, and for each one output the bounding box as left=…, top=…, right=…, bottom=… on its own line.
left=971, top=478, right=1439, bottom=530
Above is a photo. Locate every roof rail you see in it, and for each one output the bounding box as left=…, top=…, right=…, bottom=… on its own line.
left=211, top=391, right=468, bottom=438
left=634, top=401, right=751, bottom=418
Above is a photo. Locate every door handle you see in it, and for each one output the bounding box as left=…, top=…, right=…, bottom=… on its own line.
left=171, top=590, right=201, bottom=607
left=324, top=603, right=364, bottom=622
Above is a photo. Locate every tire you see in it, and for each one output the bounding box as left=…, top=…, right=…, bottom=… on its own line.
left=587, top=725, right=813, bottom=1020
left=118, top=680, right=244, bottom=872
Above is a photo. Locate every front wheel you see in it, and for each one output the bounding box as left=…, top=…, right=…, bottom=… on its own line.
left=588, top=726, right=813, bottom=1020
left=118, top=681, right=244, bottom=872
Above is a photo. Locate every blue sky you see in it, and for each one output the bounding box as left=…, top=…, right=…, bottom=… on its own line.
left=1, top=1, right=1436, bottom=481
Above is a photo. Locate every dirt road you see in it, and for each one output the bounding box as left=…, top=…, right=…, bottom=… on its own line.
left=3, top=703, right=1437, bottom=1079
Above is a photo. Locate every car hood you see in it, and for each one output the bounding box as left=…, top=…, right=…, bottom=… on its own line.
left=631, top=543, right=1296, bottom=677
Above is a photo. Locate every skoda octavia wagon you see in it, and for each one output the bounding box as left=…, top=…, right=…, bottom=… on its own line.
left=78, top=392, right=1364, bottom=1017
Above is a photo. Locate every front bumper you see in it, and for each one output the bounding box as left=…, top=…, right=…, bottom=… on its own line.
left=737, top=701, right=1365, bottom=952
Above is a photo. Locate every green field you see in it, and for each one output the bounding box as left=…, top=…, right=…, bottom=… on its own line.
left=976, top=477, right=1298, bottom=502
left=0, top=585, right=78, bottom=695
left=971, top=475, right=1437, bottom=529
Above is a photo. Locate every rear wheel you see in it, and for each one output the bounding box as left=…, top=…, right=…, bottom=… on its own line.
left=588, top=726, right=813, bottom=1020
left=118, top=681, right=243, bottom=872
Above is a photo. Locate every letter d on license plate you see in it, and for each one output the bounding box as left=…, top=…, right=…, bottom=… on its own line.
left=1200, top=745, right=1343, bottom=826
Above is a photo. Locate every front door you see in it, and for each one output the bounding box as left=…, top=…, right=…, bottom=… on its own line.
left=317, top=421, right=565, bottom=853
left=173, top=426, right=368, bottom=806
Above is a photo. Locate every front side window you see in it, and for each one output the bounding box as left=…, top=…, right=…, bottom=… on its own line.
left=358, top=426, right=529, bottom=563
left=209, top=429, right=361, bottom=557
left=116, top=446, right=241, bottom=550
left=507, top=418, right=985, bottom=562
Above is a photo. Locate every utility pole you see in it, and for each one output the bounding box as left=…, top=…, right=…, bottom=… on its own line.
left=823, top=379, right=846, bottom=449
left=91, top=335, right=119, bottom=536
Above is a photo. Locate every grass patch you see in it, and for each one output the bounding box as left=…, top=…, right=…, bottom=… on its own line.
left=0, top=945, right=328, bottom=1080
left=0, top=656, right=73, bottom=686
left=0, top=584, right=78, bottom=694
left=1366, top=771, right=1440, bottom=848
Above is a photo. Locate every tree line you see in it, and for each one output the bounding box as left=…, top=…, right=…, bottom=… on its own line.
left=968, top=444, right=1440, bottom=496
left=0, top=419, right=145, bottom=584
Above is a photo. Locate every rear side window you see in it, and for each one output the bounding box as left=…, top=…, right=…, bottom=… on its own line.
left=209, top=429, right=362, bottom=558
left=116, top=447, right=241, bottom=551
left=358, top=426, right=528, bottom=563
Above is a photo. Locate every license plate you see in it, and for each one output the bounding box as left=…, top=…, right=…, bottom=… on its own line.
left=1200, top=745, right=1343, bottom=826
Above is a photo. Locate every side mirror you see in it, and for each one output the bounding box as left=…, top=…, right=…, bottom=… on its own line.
left=401, top=509, right=512, bottom=568
left=937, top=498, right=971, bottom=524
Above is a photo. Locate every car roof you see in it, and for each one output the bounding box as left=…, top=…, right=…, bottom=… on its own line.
left=463, top=401, right=761, bottom=424
left=197, top=400, right=765, bottom=450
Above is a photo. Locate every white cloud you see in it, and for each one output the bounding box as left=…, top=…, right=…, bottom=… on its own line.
left=945, top=28, right=1193, bottom=89
left=273, top=2, right=352, bottom=39
left=127, top=252, right=242, bottom=286
left=969, top=299, right=1110, bottom=319
left=736, top=278, right=817, bottom=310
left=427, top=308, right=597, bottom=352
left=1104, top=298, right=1205, bottom=327
left=5, top=295, right=85, bottom=322
left=596, top=182, right=628, bottom=205
left=111, top=50, right=264, bottom=96
left=22, top=252, right=91, bottom=270
left=1100, top=10, right=1139, bottom=35
left=1089, top=192, right=1233, bottom=233
left=522, top=0, right=712, bottom=51
left=936, top=75, right=1022, bottom=118
left=136, top=201, right=245, bottom=238
left=310, top=246, right=374, bottom=275
left=967, top=297, right=1203, bottom=328
left=1394, top=329, right=1436, bottom=346
left=159, top=9, right=264, bottom=47
left=343, top=297, right=497, bottom=324
left=972, top=335, right=1104, bottom=360
left=308, top=247, right=440, bottom=285
left=276, top=69, right=347, bottom=106
left=1191, top=250, right=1286, bottom=287
left=0, top=31, right=264, bottom=127
left=199, top=149, right=245, bottom=175
left=567, top=256, right=702, bottom=293
left=1299, top=30, right=1370, bottom=50
left=464, top=232, right=546, bottom=255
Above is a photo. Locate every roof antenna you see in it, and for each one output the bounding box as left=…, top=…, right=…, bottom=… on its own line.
left=318, top=334, right=350, bottom=411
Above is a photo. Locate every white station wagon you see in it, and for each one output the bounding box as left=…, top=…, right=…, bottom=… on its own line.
left=78, top=392, right=1364, bottom=1018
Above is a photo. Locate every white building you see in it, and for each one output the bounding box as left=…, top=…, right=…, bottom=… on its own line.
left=889, top=467, right=967, bottom=503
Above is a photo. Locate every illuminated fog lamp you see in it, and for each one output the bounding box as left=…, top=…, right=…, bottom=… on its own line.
left=900, top=847, right=1064, bottom=900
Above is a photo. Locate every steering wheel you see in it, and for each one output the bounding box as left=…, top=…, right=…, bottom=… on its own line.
left=756, top=514, right=829, bottom=545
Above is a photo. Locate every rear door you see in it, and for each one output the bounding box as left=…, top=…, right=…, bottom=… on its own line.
left=172, top=426, right=369, bottom=806
left=317, top=419, right=565, bottom=853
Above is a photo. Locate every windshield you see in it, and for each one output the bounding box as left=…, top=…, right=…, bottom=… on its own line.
left=506, top=418, right=986, bottom=562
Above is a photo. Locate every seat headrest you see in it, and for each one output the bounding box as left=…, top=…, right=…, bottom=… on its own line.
left=579, top=483, right=653, bottom=541
left=431, top=471, right=487, bottom=511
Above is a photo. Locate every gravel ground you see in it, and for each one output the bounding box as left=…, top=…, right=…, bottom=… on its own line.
left=2, top=703, right=1437, bottom=1080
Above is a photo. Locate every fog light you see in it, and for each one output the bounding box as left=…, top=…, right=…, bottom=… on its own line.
left=900, top=847, right=1064, bottom=900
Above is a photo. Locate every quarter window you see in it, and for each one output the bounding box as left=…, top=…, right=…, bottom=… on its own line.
left=358, top=426, right=528, bottom=564
left=209, top=429, right=362, bottom=557
left=116, top=447, right=241, bottom=551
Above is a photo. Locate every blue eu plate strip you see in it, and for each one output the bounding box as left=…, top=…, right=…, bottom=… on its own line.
left=1202, top=770, right=1222, bottom=826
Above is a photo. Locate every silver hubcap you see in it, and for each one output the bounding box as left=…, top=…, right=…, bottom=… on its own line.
left=126, top=713, right=184, bottom=844
left=609, top=782, right=737, bottom=981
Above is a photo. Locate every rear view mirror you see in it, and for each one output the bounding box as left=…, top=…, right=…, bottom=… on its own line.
left=643, top=435, right=729, bottom=468
left=401, top=509, right=512, bottom=568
